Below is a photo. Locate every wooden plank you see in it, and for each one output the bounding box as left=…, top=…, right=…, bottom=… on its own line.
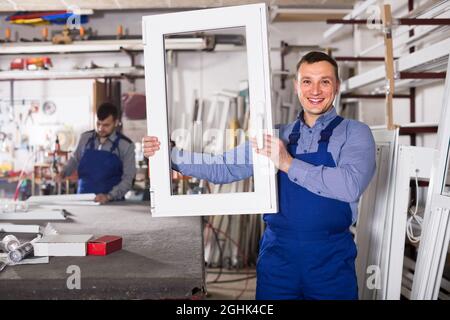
left=382, top=4, right=396, bottom=130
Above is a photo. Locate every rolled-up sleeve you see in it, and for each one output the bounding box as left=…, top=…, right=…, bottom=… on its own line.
left=171, top=142, right=253, bottom=184
left=61, top=135, right=85, bottom=178
left=287, top=122, right=376, bottom=203
left=108, top=142, right=136, bottom=200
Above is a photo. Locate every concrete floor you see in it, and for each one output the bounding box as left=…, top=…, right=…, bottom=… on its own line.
left=205, top=267, right=256, bottom=300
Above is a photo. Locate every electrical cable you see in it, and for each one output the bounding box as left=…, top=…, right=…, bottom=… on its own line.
left=204, top=222, right=250, bottom=299
left=406, top=169, right=423, bottom=243
left=208, top=221, right=224, bottom=284
left=207, top=269, right=256, bottom=275
left=208, top=275, right=256, bottom=284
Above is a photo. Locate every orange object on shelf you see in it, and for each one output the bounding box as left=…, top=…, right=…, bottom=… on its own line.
left=117, top=24, right=123, bottom=38
left=42, top=27, right=49, bottom=40
left=5, top=28, right=11, bottom=41
left=26, top=57, right=53, bottom=70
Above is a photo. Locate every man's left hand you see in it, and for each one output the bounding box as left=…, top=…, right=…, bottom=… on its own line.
left=250, top=134, right=293, bottom=173
left=95, top=194, right=110, bottom=204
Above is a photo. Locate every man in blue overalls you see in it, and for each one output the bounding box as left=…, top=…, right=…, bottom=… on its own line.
left=143, top=52, right=376, bottom=299
left=61, top=102, right=136, bottom=204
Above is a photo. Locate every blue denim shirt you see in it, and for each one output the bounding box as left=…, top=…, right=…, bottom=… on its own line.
left=171, top=108, right=376, bottom=223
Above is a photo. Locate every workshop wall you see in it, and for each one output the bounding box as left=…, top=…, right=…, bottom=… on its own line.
left=0, top=10, right=354, bottom=173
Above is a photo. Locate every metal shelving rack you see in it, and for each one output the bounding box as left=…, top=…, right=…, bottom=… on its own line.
left=325, top=1, right=450, bottom=142
left=0, top=67, right=144, bottom=81
left=323, top=0, right=450, bottom=300
left=0, top=36, right=244, bottom=81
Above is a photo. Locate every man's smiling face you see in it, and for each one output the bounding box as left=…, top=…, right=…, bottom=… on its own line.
left=295, top=60, right=339, bottom=120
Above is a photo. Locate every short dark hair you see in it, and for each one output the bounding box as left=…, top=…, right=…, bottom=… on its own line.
left=97, top=102, right=119, bottom=120
left=296, top=51, right=339, bottom=81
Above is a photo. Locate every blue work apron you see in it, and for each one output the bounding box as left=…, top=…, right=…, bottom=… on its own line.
left=77, top=132, right=123, bottom=195
left=256, top=116, right=358, bottom=300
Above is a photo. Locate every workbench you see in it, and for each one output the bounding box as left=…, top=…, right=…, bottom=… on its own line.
left=0, top=202, right=205, bottom=300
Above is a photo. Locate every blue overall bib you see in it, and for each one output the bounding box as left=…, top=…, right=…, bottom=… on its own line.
left=256, top=115, right=358, bottom=300
left=77, top=132, right=123, bottom=195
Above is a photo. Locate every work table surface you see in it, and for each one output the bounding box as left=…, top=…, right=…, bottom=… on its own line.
left=0, top=202, right=205, bottom=300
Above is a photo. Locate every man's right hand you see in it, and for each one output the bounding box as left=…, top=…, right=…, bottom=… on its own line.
left=142, top=136, right=161, bottom=158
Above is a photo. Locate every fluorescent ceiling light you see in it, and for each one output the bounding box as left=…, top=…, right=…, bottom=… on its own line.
left=164, top=38, right=207, bottom=50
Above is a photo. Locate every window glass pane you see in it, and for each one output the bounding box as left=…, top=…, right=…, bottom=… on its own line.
left=163, top=27, right=254, bottom=196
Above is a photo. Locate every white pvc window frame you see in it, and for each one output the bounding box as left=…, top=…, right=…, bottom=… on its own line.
left=357, top=128, right=437, bottom=300
left=142, top=4, right=278, bottom=217
left=356, top=128, right=399, bottom=300
left=411, top=53, right=450, bottom=299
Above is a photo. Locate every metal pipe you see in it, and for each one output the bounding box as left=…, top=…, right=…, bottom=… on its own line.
left=399, top=126, right=438, bottom=134
left=409, top=0, right=416, bottom=54
left=399, top=72, right=446, bottom=79
left=341, top=93, right=411, bottom=99
left=410, top=87, right=416, bottom=145
left=327, top=19, right=373, bottom=24
left=335, top=56, right=387, bottom=62
left=410, top=180, right=430, bottom=187
left=409, top=0, right=416, bottom=146
left=398, top=18, right=450, bottom=25
left=327, top=18, right=450, bottom=25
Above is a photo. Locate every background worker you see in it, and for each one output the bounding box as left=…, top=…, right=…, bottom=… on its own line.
left=60, top=102, right=136, bottom=204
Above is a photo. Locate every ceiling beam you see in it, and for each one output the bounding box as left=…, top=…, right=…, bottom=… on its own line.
left=0, top=0, right=356, bottom=12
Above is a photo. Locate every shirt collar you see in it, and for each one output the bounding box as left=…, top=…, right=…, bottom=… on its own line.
left=298, top=107, right=337, bottom=128
left=108, top=130, right=117, bottom=141
left=97, top=130, right=117, bottom=142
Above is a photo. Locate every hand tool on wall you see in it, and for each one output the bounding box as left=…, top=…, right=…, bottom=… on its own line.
left=117, top=25, right=124, bottom=39
left=5, top=28, right=11, bottom=42
left=24, top=102, right=39, bottom=125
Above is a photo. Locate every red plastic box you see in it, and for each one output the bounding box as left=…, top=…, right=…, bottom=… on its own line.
left=87, top=235, right=122, bottom=256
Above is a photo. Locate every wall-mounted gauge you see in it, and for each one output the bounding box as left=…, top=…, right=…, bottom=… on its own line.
left=42, top=100, right=57, bottom=115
